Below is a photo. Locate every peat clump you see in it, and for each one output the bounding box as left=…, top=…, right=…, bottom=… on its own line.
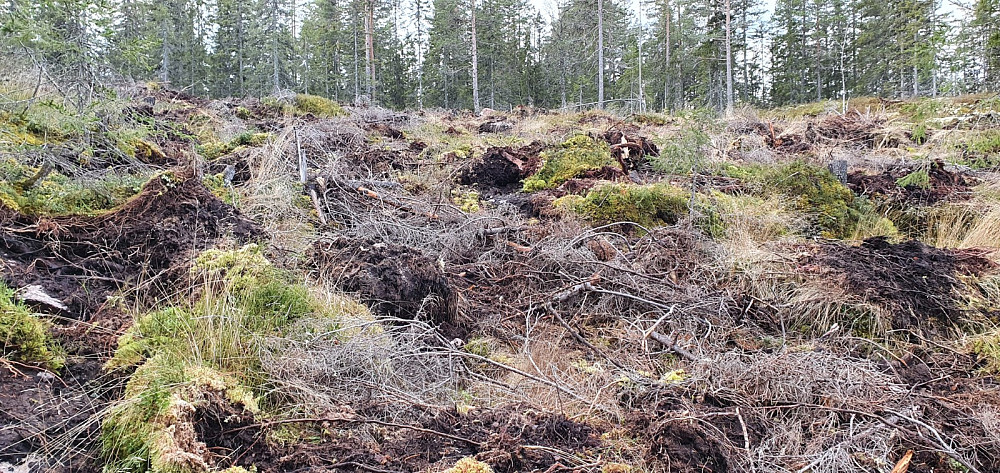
left=308, top=237, right=458, bottom=330
left=459, top=141, right=545, bottom=191
left=848, top=159, right=975, bottom=205
left=804, top=237, right=995, bottom=330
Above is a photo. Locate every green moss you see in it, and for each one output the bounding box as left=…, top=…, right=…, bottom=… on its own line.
left=0, top=282, right=64, bottom=370
left=724, top=161, right=859, bottom=238
left=102, top=355, right=258, bottom=473
left=523, top=135, right=613, bottom=191
left=294, top=94, right=345, bottom=117
left=0, top=159, right=146, bottom=216
left=198, top=132, right=271, bottom=160
left=445, top=458, right=494, bottom=473
left=555, top=183, right=689, bottom=228
left=202, top=173, right=239, bottom=206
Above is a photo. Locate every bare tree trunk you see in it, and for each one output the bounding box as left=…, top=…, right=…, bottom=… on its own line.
left=353, top=11, right=359, bottom=101
left=725, top=0, right=733, bottom=110
left=470, top=0, right=480, bottom=112
left=365, top=0, right=376, bottom=99
left=237, top=1, right=245, bottom=96
left=415, top=0, right=424, bottom=108
left=272, top=0, right=281, bottom=93
left=664, top=0, right=670, bottom=111
left=597, top=0, right=604, bottom=109
left=637, top=0, right=644, bottom=112
left=160, top=22, right=170, bottom=83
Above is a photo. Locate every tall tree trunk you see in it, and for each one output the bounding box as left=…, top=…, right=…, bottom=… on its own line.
left=664, top=0, right=670, bottom=111
left=237, top=1, right=245, bottom=96
left=597, top=0, right=604, bottom=109
left=272, top=0, right=281, bottom=93
left=725, top=0, right=733, bottom=110
left=470, top=0, right=480, bottom=112
left=365, top=0, right=375, bottom=99
left=637, top=0, right=644, bottom=112
left=415, top=0, right=424, bottom=108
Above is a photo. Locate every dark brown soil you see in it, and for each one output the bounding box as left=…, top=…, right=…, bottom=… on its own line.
left=459, top=142, right=545, bottom=192
left=307, top=236, right=459, bottom=331
left=0, top=172, right=261, bottom=319
left=260, top=405, right=599, bottom=473
left=847, top=160, right=976, bottom=205
left=193, top=389, right=273, bottom=470
left=802, top=237, right=995, bottom=330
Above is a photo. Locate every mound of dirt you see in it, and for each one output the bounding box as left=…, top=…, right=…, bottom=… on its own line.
left=802, top=237, right=995, bottom=329
left=307, top=237, right=458, bottom=330
left=0, top=172, right=261, bottom=319
left=848, top=160, right=976, bottom=205
left=459, top=142, right=545, bottom=191
left=192, top=389, right=272, bottom=469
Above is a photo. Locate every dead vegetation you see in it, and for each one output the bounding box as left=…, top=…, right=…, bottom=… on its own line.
left=3, top=88, right=1000, bottom=473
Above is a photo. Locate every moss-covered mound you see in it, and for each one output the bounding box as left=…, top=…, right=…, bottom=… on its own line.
left=523, top=135, right=614, bottom=191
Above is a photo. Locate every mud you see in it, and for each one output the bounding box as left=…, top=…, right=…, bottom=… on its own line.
left=803, top=237, right=995, bottom=330
left=308, top=237, right=459, bottom=331
left=847, top=160, right=975, bottom=205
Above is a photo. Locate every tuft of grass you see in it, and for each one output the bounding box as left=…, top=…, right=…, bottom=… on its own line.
left=523, top=135, right=613, bottom=191
left=0, top=282, right=64, bottom=370
left=554, top=183, right=689, bottom=228
left=294, top=94, right=346, bottom=117
left=103, top=245, right=366, bottom=472
left=971, top=330, right=1000, bottom=373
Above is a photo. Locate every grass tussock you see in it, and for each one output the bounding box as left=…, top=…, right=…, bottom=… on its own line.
left=101, top=244, right=366, bottom=471
left=293, top=93, right=346, bottom=117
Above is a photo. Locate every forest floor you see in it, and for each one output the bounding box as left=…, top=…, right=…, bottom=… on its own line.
left=2, top=85, right=1000, bottom=473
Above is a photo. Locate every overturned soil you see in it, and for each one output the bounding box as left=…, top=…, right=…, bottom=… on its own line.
left=459, top=142, right=545, bottom=192
left=848, top=160, right=976, bottom=205
left=307, top=236, right=459, bottom=333
left=802, top=237, right=995, bottom=330
left=0, top=173, right=261, bottom=319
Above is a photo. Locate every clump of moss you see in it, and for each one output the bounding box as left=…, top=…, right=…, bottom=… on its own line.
left=523, top=135, right=613, bottom=191
left=202, top=173, right=239, bottom=206
left=445, top=457, right=494, bottom=473
left=199, top=131, right=271, bottom=160
left=0, top=282, right=64, bottom=370
left=555, top=183, right=689, bottom=228
left=451, top=188, right=481, bottom=213
left=0, top=159, right=146, bottom=215
left=725, top=161, right=859, bottom=238
left=294, top=93, right=346, bottom=117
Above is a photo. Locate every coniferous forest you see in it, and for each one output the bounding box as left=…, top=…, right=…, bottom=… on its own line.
left=2, top=0, right=998, bottom=111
